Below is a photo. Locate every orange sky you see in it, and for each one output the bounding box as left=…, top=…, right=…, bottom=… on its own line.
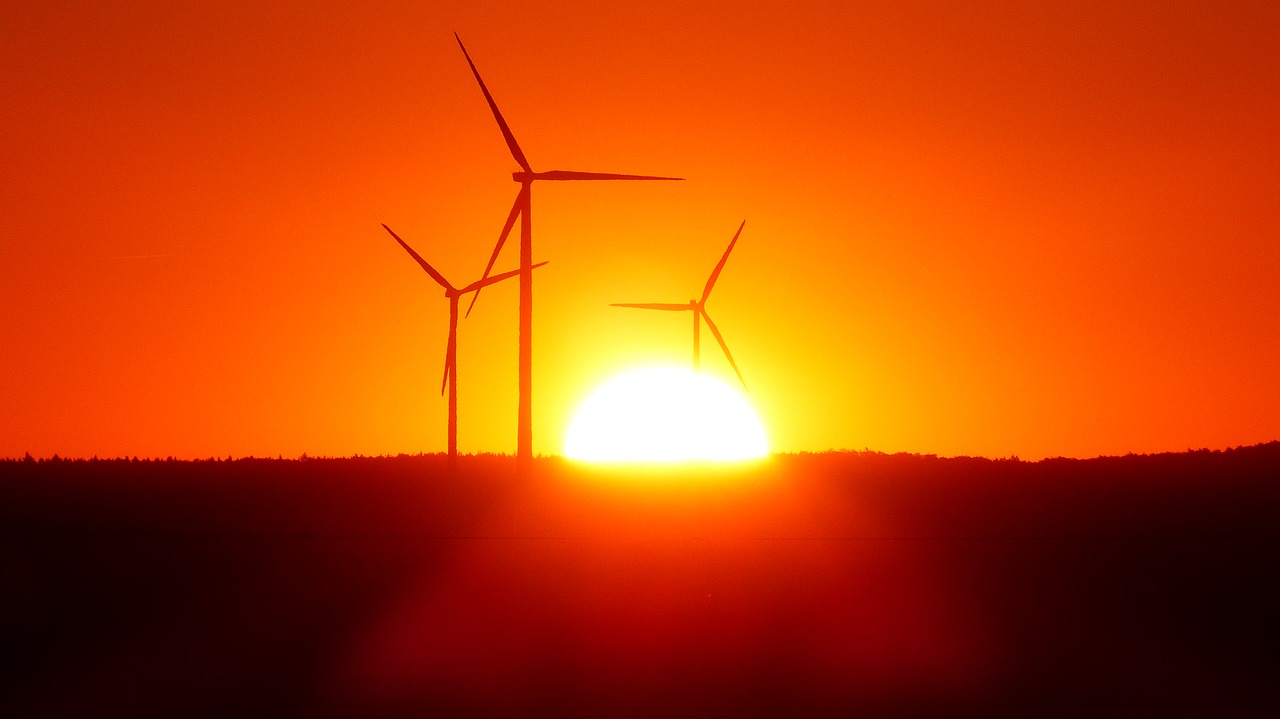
left=3, top=1, right=1278, bottom=460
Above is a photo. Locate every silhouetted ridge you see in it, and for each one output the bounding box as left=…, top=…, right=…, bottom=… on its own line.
left=2, top=442, right=1278, bottom=716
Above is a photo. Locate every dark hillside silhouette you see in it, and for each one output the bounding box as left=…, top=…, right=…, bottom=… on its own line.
left=2, top=445, right=1279, bottom=717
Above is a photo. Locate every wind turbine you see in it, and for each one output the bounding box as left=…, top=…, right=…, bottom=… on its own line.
left=612, top=221, right=749, bottom=390
left=454, top=33, right=683, bottom=462
left=383, top=223, right=547, bottom=459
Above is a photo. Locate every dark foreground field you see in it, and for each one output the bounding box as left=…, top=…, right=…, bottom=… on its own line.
left=2, top=446, right=1279, bottom=718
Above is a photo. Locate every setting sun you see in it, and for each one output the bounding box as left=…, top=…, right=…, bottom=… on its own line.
left=565, top=367, right=768, bottom=462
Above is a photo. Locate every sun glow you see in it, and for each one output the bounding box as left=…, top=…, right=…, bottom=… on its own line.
left=565, top=367, right=768, bottom=462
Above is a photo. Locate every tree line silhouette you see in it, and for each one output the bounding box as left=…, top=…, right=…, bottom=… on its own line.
left=4, top=443, right=1278, bottom=716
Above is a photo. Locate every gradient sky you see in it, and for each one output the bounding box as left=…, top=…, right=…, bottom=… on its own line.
left=3, top=1, right=1278, bottom=460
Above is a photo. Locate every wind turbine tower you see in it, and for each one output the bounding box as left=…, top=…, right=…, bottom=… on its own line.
left=454, top=33, right=683, bottom=462
left=383, top=223, right=546, bottom=459
left=612, top=221, right=749, bottom=390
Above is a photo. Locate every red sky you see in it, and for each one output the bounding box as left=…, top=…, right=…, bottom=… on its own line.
left=3, top=1, right=1278, bottom=459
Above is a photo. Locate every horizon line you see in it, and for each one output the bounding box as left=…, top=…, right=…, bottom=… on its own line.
left=4, top=441, right=1278, bottom=465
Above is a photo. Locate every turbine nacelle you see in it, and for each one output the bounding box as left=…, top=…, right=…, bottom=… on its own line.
left=446, top=262, right=548, bottom=300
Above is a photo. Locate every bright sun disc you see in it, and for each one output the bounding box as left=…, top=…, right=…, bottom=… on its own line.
left=565, top=367, right=768, bottom=462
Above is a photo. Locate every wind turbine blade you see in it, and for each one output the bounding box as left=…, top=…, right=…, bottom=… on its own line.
left=465, top=190, right=523, bottom=317
left=701, top=220, right=745, bottom=304
left=441, top=353, right=452, bottom=396
left=610, top=303, right=692, bottom=311
left=535, top=170, right=683, bottom=181
left=382, top=224, right=454, bottom=291
left=458, top=261, right=547, bottom=295
left=455, top=33, right=532, bottom=173
left=701, top=309, right=747, bottom=391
